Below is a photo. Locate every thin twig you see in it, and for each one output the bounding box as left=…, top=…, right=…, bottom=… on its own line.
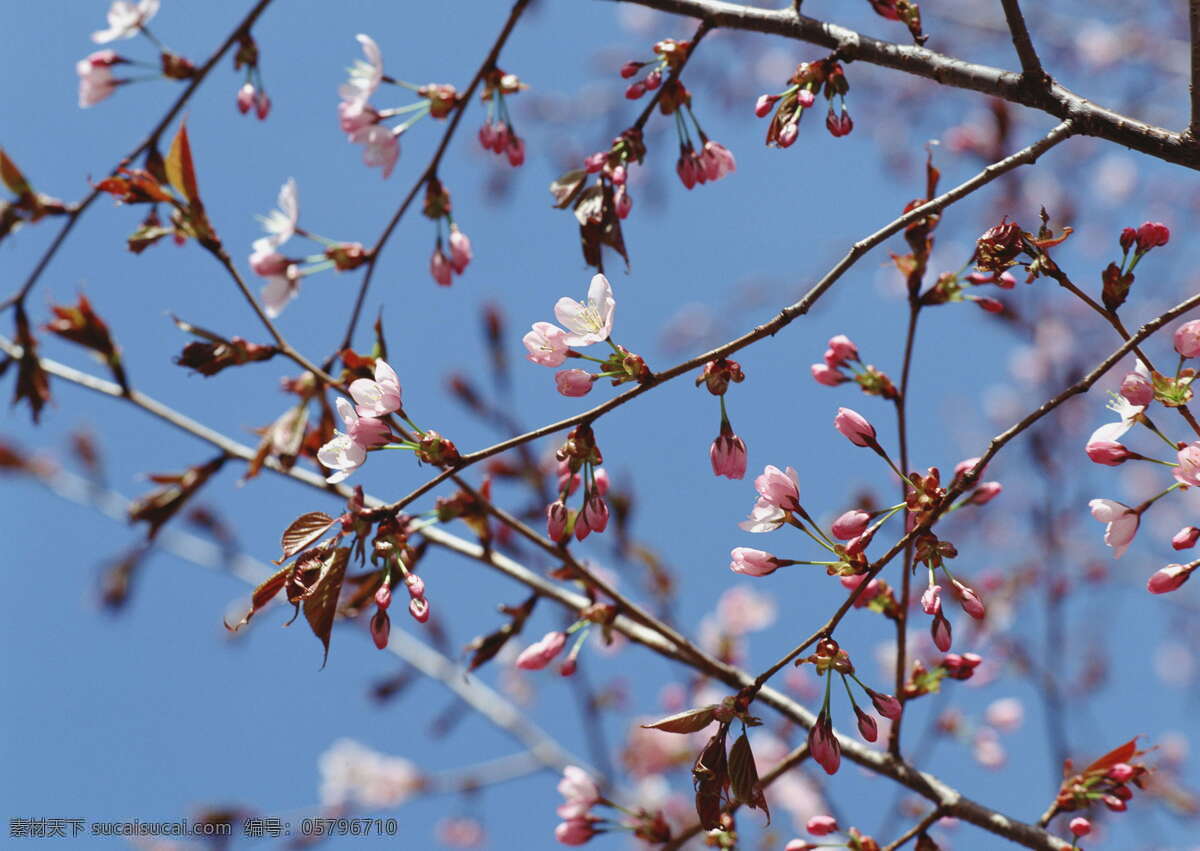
left=999, top=0, right=1044, bottom=80
left=882, top=806, right=944, bottom=851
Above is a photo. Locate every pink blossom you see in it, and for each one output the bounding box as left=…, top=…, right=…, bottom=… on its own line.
left=1089, top=498, right=1139, bottom=558
left=729, top=547, right=780, bottom=577
left=785, top=843, right=816, bottom=851
left=1108, top=763, right=1135, bottom=782
left=430, top=246, right=453, bottom=286
left=854, top=706, right=878, bottom=741
left=777, top=121, right=799, bottom=148
left=1148, top=563, right=1192, bottom=594
left=1085, top=432, right=1131, bottom=466
left=554, top=817, right=597, bottom=846
left=831, top=509, right=869, bottom=540
left=555, top=274, right=615, bottom=347
left=582, top=494, right=609, bottom=533
left=254, top=90, right=271, bottom=120
left=236, top=82, right=255, bottom=114
left=826, top=335, right=858, bottom=364
left=954, top=456, right=984, bottom=480
left=711, top=431, right=748, bottom=479
left=506, top=135, right=526, bottom=167
left=1068, top=817, right=1091, bottom=838
left=338, top=100, right=379, bottom=134
left=834, top=407, right=876, bottom=447
left=524, top=322, right=571, bottom=367
left=407, top=596, right=430, bottom=623
left=336, top=398, right=390, bottom=449
left=340, top=33, right=384, bottom=108
left=448, top=226, right=472, bottom=274
left=984, top=697, right=1024, bottom=732
left=808, top=716, right=841, bottom=775
left=349, top=359, right=403, bottom=417
left=555, top=369, right=594, bottom=397
left=317, top=433, right=367, bottom=484
left=701, top=140, right=736, bottom=181
left=806, top=815, right=838, bottom=836
left=797, top=89, right=816, bottom=108
left=1175, top=441, right=1200, bottom=487
left=1121, top=368, right=1154, bottom=405
left=593, top=467, right=610, bottom=495
left=547, top=500, right=569, bottom=542
left=404, top=573, right=425, bottom=599
left=954, top=581, right=986, bottom=619
left=811, top=363, right=846, bottom=386
left=754, top=464, right=801, bottom=511
left=1172, top=526, right=1200, bottom=550
left=375, top=584, right=392, bottom=609
left=717, top=586, right=777, bottom=634
left=739, top=497, right=786, bottom=533
left=351, top=124, right=400, bottom=179
left=77, top=61, right=119, bottom=108
left=1175, top=319, right=1200, bottom=358
left=260, top=273, right=299, bottom=318
left=921, top=584, right=942, bottom=615
left=755, top=93, right=779, bottom=117
left=249, top=243, right=291, bottom=277
left=613, top=184, right=631, bottom=219
left=558, top=765, right=599, bottom=808
left=92, top=0, right=159, bottom=43
left=1135, top=220, right=1170, bottom=251
left=516, top=630, right=567, bottom=670
left=257, top=178, right=299, bottom=249
left=967, top=482, right=1003, bottom=505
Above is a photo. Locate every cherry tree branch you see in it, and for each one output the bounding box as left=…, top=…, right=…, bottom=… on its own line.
left=0, top=0, right=278, bottom=314
left=609, top=0, right=1200, bottom=168
left=999, top=0, right=1044, bottom=81
left=380, top=119, right=1076, bottom=515
left=337, top=0, right=533, bottom=353
left=1191, top=0, right=1200, bottom=139
left=882, top=806, right=944, bottom=851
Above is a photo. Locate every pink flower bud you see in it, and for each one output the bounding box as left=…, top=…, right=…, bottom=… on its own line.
left=1119, top=227, right=1137, bottom=252
left=806, top=815, right=838, bottom=836
left=236, top=82, right=254, bottom=114
left=729, top=547, right=780, bottom=577
left=516, top=630, right=567, bottom=670
left=797, top=88, right=816, bottom=108
left=785, top=843, right=816, bottom=851
left=834, top=407, right=876, bottom=447
left=996, top=271, right=1016, bottom=289
left=374, top=583, right=392, bottom=609
left=1173, top=526, right=1200, bottom=550
left=614, top=184, right=631, bottom=219
left=1148, top=563, right=1192, bottom=594
left=1102, top=794, right=1126, bottom=812
left=871, top=691, right=903, bottom=720
left=593, top=467, right=610, bottom=496
left=754, top=465, right=801, bottom=510
left=1135, top=220, right=1169, bottom=252
left=448, top=227, right=472, bottom=274
left=826, top=334, right=858, bottom=364
left=479, top=121, right=496, bottom=150
left=625, top=81, right=646, bottom=99
left=584, top=152, right=607, bottom=173
left=573, top=509, right=591, bottom=542
left=711, top=431, right=748, bottom=479
left=609, top=164, right=626, bottom=185
left=254, top=90, right=271, bottom=120
left=583, top=494, right=609, bottom=534
left=676, top=154, right=696, bottom=189
left=644, top=69, right=662, bottom=90
left=555, top=369, right=594, bottom=397
left=619, top=60, right=642, bottom=79
left=808, top=715, right=841, bottom=775
left=404, top=573, right=425, bottom=599
left=505, top=134, right=526, bottom=167
left=1086, top=440, right=1131, bottom=466
left=409, top=596, right=430, bottom=623
left=547, top=500, right=569, bottom=543
left=370, top=608, right=391, bottom=649
left=1068, top=817, right=1091, bottom=837
left=811, top=363, right=846, bottom=386
left=832, top=509, right=870, bottom=540
left=430, top=247, right=453, bottom=286
left=922, top=584, right=942, bottom=615
left=778, top=121, right=799, bottom=148
left=975, top=296, right=1004, bottom=313
left=755, top=93, right=779, bottom=117
left=1121, top=370, right=1154, bottom=406
left=954, top=457, right=984, bottom=480
left=1175, top=319, right=1200, bottom=358
left=953, top=580, right=986, bottom=619
left=555, top=817, right=597, bottom=846
left=853, top=706, right=878, bottom=743
left=1107, top=763, right=1135, bottom=782
left=931, top=612, right=953, bottom=651
left=967, top=482, right=1003, bottom=505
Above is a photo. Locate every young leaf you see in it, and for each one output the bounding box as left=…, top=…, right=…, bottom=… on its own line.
left=0, top=148, right=32, bottom=198
left=728, top=731, right=770, bottom=823
left=279, top=511, right=337, bottom=561
left=225, top=562, right=292, bottom=631
left=165, top=122, right=200, bottom=205
left=692, top=727, right=730, bottom=830
left=642, top=705, right=718, bottom=734
left=1082, top=737, right=1140, bottom=776
left=302, top=547, right=349, bottom=668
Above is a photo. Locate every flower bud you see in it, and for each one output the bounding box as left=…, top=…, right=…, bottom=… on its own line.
left=555, top=369, right=594, bottom=397
left=404, top=573, right=425, bottom=599
left=931, top=612, right=952, bottom=651
left=236, top=82, right=254, bottom=114
left=922, top=584, right=942, bottom=615
left=1135, top=221, right=1169, bottom=252
left=1068, top=817, right=1091, bottom=837
left=1148, top=563, right=1192, bottom=594
left=729, top=547, right=780, bottom=577
left=370, top=608, right=391, bottom=649
left=832, top=509, right=870, bottom=540
left=1121, top=369, right=1154, bottom=406
left=834, top=407, right=876, bottom=447
left=853, top=706, right=878, bottom=742
left=755, top=93, right=779, bottom=117
left=806, top=815, right=839, bottom=836
left=1172, top=526, right=1200, bottom=550
left=871, top=691, right=903, bottom=720
left=374, top=583, right=392, bottom=609
left=1174, top=319, right=1200, bottom=358
left=409, top=596, right=431, bottom=623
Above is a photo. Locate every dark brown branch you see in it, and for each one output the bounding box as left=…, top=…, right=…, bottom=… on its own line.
left=609, top=0, right=1200, bottom=168
left=999, top=0, right=1044, bottom=81
left=1191, top=0, right=1200, bottom=139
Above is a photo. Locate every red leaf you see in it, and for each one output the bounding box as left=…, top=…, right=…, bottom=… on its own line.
left=303, top=547, right=349, bottom=668
left=225, top=563, right=291, bottom=631
left=279, top=511, right=337, bottom=561
left=643, top=705, right=718, bottom=734
left=1083, top=737, right=1140, bottom=775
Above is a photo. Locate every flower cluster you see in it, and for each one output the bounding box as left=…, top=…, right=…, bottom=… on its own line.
left=757, top=57, right=852, bottom=147
left=546, top=426, right=610, bottom=543
left=785, top=817, right=883, bottom=851
left=232, top=32, right=270, bottom=119
left=317, top=359, right=401, bottom=483
left=248, top=179, right=370, bottom=316
left=337, top=34, right=461, bottom=178
left=478, top=67, right=527, bottom=166
left=619, top=38, right=691, bottom=100
left=423, top=179, right=472, bottom=286
left=77, top=1, right=196, bottom=108
left=810, top=334, right=897, bottom=399
left=551, top=765, right=671, bottom=846
left=698, top=358, right=748, bottom=479
left=369, top=554, right=431, bottom=647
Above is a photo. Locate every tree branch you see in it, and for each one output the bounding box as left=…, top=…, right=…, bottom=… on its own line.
left=999, top=0, right=1044, bottom=81
left=609, top=0, right=1200, bottom=168
left=1191, top=0, right=1200, bottom=139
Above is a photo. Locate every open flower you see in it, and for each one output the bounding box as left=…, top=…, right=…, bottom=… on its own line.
left=336, top=398, right=389, bottom=449
left=260, top=271, right=300, bottom=318
left=317, top=433, right=366, bottom=484
left=92, top=0, right=159, bottom=43
left=555, top=274, right=615, bottom=347
left=754, top=464, right=800, bottom=510
left=258, top=178, right=299, bottom=250
left=1089, top=498, right=1139, bottom=558
left=1174, top=441, right=1200, bottom=487
left=339, top=34, right=384, bottom=109
left=350, top=359, right=402, bottom=417
left=77, top=61, right=119, bottom=107
left=523, top=322, right=570, bottom=367
left=739, top=497, right=785, bottom=533
left=350, top=125, right=400, bottom=179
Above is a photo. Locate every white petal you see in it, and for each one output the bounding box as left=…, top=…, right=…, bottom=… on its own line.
left=335, top=397, right=358, bottom=429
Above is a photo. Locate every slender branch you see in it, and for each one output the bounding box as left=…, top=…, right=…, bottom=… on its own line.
left=0, top=0, right=278, bottom=313
left=999, top=0, right=1044, bottom=80
left=337, top=0, right=533, bottom=353
left=609, top=0, right=1200, bottom=168
left=382, top=121, right=1077, bottom=516
left=882, top=806, right=944, bottom=851
left=630, top=19, right=714, bottom=132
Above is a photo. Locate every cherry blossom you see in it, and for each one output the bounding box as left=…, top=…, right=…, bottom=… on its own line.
left=516, top=631, right=567, bottom=670
left=318, top=739, right=420, bottom=809
left=710, top=430, right=748, bottom=479
left=92, top=0, right=159, bottom=44
left=350, top=125, right=400, bottom=179
left=834, top=407, right=876, bottom=446
left=555, top=274, right=615, bottom=347
left=806, top=815, right=837, bottom=836
left=317, top=433, right=367, bottom=484
left=1175, top=441, right=1200, bottom=487
left=1089, top=498, right=1139, bottom=558
left=1148, top=563, right=1193, bottom=594
left=339, top=34, right=384, bottom=109
left=754, top=464, right=801, bottom=511
left=335, top=398, right=389, bottom=449
left=77, top=61, right=119, bottom=108
left=729, top=547, right=780, bottom=577
left=523, top=322, right=570, bottom=367
left=739, top=497, right=785, bottom=533
left=260, top=272, right=299, bottom=319
left=448, top=226, right=472, bottom=274
left=349, top=359, right=403, bottom=417
left=555, top=369, right=593, bottom=397
left=257, top=178, right=299, bottom=250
